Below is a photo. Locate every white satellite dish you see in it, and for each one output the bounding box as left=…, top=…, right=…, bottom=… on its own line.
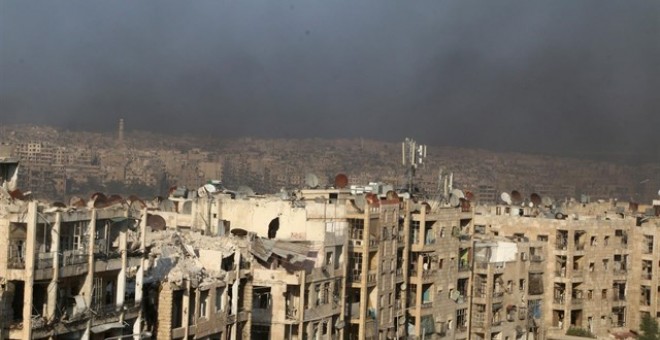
left=657, top=189, right=660, bottom=197
left=501, top=192, right=512, bottom=205
left=354, top=194, right=366, bottom=211
left=305, top=173, right=320, bottom=188
left=541, top=196, right=554, bottom=207
left=204, top=183, right=217, bottom=193
left=450, top=189, right=465, bottom=199
left=449, top=195, right=460, bottom=207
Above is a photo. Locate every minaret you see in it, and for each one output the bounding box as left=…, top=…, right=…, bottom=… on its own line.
left=118, top=118, right=125, bottom=144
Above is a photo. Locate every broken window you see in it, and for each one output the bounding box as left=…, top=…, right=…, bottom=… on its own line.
left=200, top=289, right=209, bottom=318
left=267, top=217, right=280, bottom=239
left=253, top=287, right=272, bottom=309
left=215, top=287, right=225, bottom=312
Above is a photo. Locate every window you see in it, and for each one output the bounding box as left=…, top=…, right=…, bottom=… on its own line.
left=215, top=287, right=224, bottom=312
left=326, top=252, right=333, bottom=266
left=537, top=235, right=548, bottom=242
left=200, top=290, right=209, bottom=318
left=519, top=279, right=526, bottom=291
left=602, top=289, right=607, bottom=299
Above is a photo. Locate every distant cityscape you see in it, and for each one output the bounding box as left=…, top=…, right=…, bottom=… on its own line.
left=1, top=122, right=659, bottom=204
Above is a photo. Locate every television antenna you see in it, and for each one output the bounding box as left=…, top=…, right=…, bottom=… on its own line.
left=402, top=138, right=426, bottom=194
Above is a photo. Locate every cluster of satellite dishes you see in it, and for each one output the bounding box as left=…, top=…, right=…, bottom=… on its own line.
left=499, top=190, right=555, bottom=208
left=303, top=173, right=350, bottom=189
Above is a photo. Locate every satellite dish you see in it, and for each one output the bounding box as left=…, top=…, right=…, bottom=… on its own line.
left=386, top=190, right=399, bottom=200
left=237, top=185, right=255, bottom=196
left=511, top=190, right=523, bottom=205
left=500, top=192, right=512, bottom=205
left=69, top=196, right=86, bottom=208
left=541, top=196, right=554, bottom=207
left=279, top=188, right=290, bottom=200
left=400, top=283, right=407, bottom=291
left=530, top=193, right=542, bottom=206
left=305, top=173, right=320, bottom=188
left=657, top=189, right=660, bottom=196
left=450, top=189, right=465, bottom=199
left=449, top=195, right=460, bottom=207
left=353, top=194, right=366, bottom=211
left=204, top=183, right=217, bottom=194
left=334, top=173, right=349, bottom=189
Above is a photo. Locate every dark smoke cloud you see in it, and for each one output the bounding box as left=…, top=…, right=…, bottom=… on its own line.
left=1, top=1, right=658, bottom=160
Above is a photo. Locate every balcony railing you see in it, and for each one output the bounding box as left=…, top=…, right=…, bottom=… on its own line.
left=612, top=295, right=626, bottom=302
left=458, top=261, right=470, bottom=272
left=642, top=272, right=653, bottom=280
left=613, top=268, right=627, bottom=275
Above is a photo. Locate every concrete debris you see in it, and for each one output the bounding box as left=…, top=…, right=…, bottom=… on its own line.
left=145, top=229, right=247, bottom=288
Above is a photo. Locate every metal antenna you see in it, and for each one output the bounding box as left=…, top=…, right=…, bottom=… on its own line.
left=401, top=138, right=426, bottom=194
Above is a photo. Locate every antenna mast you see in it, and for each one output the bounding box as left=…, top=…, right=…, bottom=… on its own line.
left=401, top=138, right=426, bottom=194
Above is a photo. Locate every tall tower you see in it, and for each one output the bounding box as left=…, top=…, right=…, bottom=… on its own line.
left=118, top=118, right=125, bottom=144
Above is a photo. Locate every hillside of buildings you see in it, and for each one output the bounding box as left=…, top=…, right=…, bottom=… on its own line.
left=1, top=124, right=658, bottom=203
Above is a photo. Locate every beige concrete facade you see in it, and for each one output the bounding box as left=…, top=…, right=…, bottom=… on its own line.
left=475, top=202, right=660, bottom=339
left=0, top=200, right=147, bottom=340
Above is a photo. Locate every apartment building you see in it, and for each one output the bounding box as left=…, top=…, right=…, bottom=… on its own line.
left=0, top=196, right=148, bottom=339
left=475, top=201, right=660, bottom=339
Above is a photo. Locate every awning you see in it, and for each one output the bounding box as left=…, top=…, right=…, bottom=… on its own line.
left=91, top=321, right=126, bottom=333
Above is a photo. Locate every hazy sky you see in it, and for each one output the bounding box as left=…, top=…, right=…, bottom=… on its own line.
left=1, top=1, right=658, bottom=160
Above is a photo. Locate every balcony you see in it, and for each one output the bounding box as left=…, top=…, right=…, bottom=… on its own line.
left=612, top=295, right=626, bottom=302
left=458, top=261, right=470, bottom=272
left=420, top=301, right=433, bottom=309
left=642, top=272, right=653, bottom=280
left=530, top=255, right=544, bottom=262
left=613, top=268, right=627, bottom=276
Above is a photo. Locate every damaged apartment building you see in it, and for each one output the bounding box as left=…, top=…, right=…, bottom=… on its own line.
left=0, top=157, right=149, bottom=339
left=7, top=149, right=632, bottom=340
left=145, top=179, right=479, bottom=340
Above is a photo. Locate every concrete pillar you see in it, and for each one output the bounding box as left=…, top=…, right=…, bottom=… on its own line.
left=116, top=220, right=127, bottom=307
left=83, top=210, right=97, bottom=308
left=230, top=251, right=240, bottom=340
left=83, top=209, right=97, bottom=339
left=183, top=281, right=191, bottom=339
left=47, top=212, right=61, bottom=320
left=133, top=209, right=148, bottom=340
left=22, top=201, right=38, bottom=340
left=401, top=200, right=411, bottom=340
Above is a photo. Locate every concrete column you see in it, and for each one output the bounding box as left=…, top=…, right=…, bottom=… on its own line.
left=116, top=221, right=127, bottom=307
left=230, top=251, right=240, bottom=340
left=183, top=281, right=191, bottom=339
left=22, top=201, right=38, bottom=340
left=133, top=209, right=148, bottom=340
left=401, top=200, right=411, bottom=340
left=83, top=210, right=97, bottom=308
left=46, top=212, right=61, bottom=320
left=83, top=210, right=97, bottom=339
